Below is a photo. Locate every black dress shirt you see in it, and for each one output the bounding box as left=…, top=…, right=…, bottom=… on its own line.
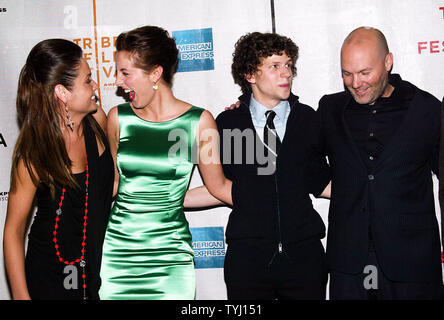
left=345, top=74, right=415, bottom=173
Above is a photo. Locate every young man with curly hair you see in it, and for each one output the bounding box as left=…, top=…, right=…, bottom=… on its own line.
left=215, top=32, right=331, bottom=299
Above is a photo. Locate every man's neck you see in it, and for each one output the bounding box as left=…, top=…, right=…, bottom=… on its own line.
left=251, top=95, right=282, bottom=109
left=382, top=84, right=395, bottom=98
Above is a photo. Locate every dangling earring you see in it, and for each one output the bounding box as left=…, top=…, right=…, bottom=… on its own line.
left=152, top=82, right=159, bottom=91
left=65, top=104, right=74, bottom=131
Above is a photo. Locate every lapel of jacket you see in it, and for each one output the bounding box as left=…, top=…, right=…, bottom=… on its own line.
left=238, top=93, right=259, bottom=135
left=280, top=93, right=300, bottom=153
left=370, top=74, right=416, bottom=172
left=236, top=94, right=265, bottom=166
left=336, top=93, right=368, bottom=171
left=372, top=99, right=413, bottom=172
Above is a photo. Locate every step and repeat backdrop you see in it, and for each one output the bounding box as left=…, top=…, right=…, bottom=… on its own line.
left=0, top=0, right=442, bottom=300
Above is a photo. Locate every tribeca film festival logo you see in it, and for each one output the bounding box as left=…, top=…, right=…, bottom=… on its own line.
left=65, top=8, right=215, bottom=89
left=72, top=35, right=117, bottom=89
left=190, top=227, right=225, bottom=269
left=172, top=28, right=214, bottom=73
left=63, top=5, right=118, bottom=90
left=417, top=6, right=444, bottom=54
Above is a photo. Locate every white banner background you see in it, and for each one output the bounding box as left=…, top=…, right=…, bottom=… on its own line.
left=0, top=0, right=442, bottom=300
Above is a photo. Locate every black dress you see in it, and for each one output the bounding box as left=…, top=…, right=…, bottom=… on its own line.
left=25, top=118, right=114, bottom=300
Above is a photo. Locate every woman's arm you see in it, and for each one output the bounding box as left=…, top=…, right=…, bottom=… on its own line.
left=184, top=185, right=225, bottom=208
left=3, top=160, right=37, bottom=300
left=195, top=110, right=232, bottom=205
left=106, top=106, right=120, bottom=197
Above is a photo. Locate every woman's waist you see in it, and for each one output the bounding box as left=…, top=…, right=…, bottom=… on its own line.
left=114, top=193, right=185, bottom=210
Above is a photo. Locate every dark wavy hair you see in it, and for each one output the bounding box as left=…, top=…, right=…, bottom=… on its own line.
left=11, top=39, right=103, bottom=196
left=116, top=25, right=179, bottom=86
left=231, top=32, right=299, bottom=94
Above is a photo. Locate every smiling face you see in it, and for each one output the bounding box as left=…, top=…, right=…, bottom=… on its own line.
left=341, top=37, right=393, bottom=105
left=115, top=50, right=158, bottom=109
left=66, top=58, right=98, bottom=115
left=247, top=52, right=293, bottom=108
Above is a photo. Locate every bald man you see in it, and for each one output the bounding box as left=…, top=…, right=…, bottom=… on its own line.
left=318, top=27, right=443, bottom=299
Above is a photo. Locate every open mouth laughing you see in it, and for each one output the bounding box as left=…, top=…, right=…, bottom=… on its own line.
left=124, top=89, right=135, bottom=101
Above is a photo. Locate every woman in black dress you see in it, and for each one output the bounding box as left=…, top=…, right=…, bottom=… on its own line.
left=3, top=39, right=114, bottom=300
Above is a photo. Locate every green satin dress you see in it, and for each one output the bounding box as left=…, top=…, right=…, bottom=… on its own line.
left=99, top=103, right=203, bottom=300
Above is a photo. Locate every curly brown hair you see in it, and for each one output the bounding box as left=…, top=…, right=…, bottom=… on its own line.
left=231, top=32, right=299, bottom=94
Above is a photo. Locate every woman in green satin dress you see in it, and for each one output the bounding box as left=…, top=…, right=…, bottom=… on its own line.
left=99, top=26, right=232, bottom=300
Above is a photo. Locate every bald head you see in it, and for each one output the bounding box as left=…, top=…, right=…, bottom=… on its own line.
left=342, top=27, right=389, bottom=58
left=340, top=26, right=394, bottom=105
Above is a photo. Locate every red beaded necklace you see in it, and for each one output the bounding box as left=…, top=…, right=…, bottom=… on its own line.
left=53, top=157, right=89, bottom=300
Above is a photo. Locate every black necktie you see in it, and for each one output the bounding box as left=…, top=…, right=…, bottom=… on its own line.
left=264, top=110, right=281, bottom=156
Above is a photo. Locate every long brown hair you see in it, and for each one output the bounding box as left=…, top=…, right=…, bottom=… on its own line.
left=11, top=39, right=96, bottom=196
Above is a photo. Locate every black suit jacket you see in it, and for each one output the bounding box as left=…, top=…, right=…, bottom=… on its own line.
left=216, top=93, right=330, bottom=246
left=318, top=74, right=442, bottom=282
